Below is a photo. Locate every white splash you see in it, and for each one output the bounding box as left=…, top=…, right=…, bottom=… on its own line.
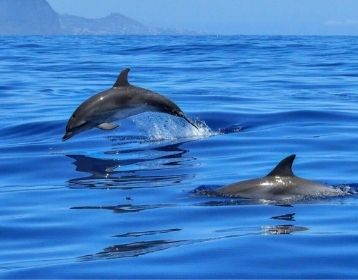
left=129, top=112, right=215, bottom=141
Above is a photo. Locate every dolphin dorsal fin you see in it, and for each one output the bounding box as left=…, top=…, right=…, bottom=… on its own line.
left=267, top=154, right=296, bottom=177
left=113, top=68, right=130, bottom=87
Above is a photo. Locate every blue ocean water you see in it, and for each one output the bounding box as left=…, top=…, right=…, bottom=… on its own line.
left=1, top=35, right=358, bottom=278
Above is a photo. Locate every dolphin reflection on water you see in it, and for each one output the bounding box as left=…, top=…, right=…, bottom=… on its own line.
left=63, top=68, right=197, bottom=141
left=66, top=141, right=192, bottom=189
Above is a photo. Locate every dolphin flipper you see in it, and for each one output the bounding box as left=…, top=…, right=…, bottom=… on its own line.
left=97, top=123, right=119, bottom=130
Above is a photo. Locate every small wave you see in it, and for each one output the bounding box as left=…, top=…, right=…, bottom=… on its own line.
left=114, top=228, right=181, bottom=238
left=261, top=225, right=308, bottom=235
left=218, top=124, right=245, bottom=134
left=334, top=184, right=358, bottom=195
left=71, top=203, right=172, bottom=213
left=191, top=185, right=221, bottom=197
left=15, top=43, right=43, bottom=48
left=129, top=112, right=215, bottom=141
left=79, top=239, right=189, bottom=261
left=0, top=120, right=62, bottom=141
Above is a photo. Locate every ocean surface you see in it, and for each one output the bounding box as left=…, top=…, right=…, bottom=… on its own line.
left=1, top=35, right=358, bottom=278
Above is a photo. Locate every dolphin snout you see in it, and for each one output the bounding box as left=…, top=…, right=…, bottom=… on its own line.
left=62, top=131, right=73, bottom=141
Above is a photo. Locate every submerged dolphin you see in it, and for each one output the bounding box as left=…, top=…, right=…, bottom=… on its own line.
left=216, top=154, right=345, bottom=201
left=63, top=68, right=197, bottom=141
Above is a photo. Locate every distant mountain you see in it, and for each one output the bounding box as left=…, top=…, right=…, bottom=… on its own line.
left=0, top=0, right=61, bottom=35
left=59, top=13, right=158, bottom=35
left=0, top=0, right=199, bottom=35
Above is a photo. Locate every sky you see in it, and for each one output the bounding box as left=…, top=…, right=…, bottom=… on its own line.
left=47, top=0, right=358, bottom=35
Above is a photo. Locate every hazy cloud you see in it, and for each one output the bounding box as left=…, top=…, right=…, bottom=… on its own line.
left=325, top=19, right=358, bottom=26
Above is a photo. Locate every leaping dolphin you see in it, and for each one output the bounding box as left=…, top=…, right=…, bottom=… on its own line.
left=216, top=154, right=345, bottom=201
left=63, top=68, right=197, bottom=141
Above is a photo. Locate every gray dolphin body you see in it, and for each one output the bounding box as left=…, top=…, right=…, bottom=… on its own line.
left=216, top=154, right=344, bottom=201
left=63, top=68, right=197, bottom=141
